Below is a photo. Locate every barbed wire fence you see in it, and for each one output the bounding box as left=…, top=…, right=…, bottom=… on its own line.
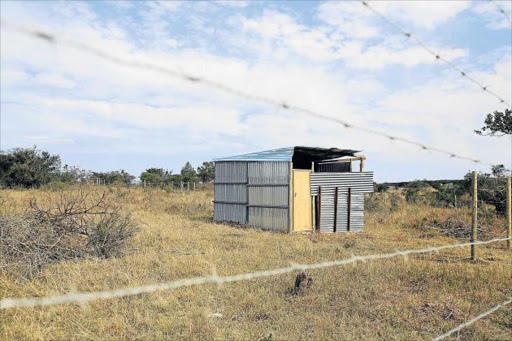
left=0, top=19, right=510, bottom=173
left=1, top=237, right=509, bottom=310
left=360, top=0, right=511, bottom=107
left=488, top=0, right=512, bottom=25
left=1, top=4, right=511, bottom=340
left=432, top=297, right=512, bottom=341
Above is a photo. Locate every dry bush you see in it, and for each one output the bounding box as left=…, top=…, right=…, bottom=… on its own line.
left=365, top=191, right=406, bottom=215
left=0, top=187, right=138, bottom=280
left=402, top=206, right=506, bottom=240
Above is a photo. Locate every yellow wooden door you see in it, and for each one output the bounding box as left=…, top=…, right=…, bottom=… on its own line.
left=293, top=170, right=312, bottom=232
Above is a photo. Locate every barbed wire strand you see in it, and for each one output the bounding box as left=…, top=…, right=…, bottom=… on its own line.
left=1, top=237, right=509, bottom=310
left=432, top=297, right=512, bottom=341
left=0, top=19, right=509, bottom=171
left=360, top=1, right=511, bottom=107
left=489, top=0, right=512, bottom=25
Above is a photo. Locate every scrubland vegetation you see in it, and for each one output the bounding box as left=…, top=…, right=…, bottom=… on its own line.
left=1, top=184, right=510, bottom=340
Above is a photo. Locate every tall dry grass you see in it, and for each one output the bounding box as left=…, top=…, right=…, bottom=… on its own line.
left=1, top=187, right=511, bottom=340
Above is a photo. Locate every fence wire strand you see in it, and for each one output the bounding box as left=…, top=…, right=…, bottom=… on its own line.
left=1, top=237, right=509, bottom=310
left=489, top=0, right=512, bottom=25
left=360, top=1, right=511, bottom=107
left=0, top=19, right=509, bottom=171
left=432, top=297, right=512, bottom=341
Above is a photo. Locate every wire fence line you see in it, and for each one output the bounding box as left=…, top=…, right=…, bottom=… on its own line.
left=1, top=237, right=509, bottom=310
left=0, top=19, right=509, bottom=172
left=489, top=0, right=512, bottom=25
left=360, top=0, right=511, bottom=107
left=432, top=297, right=512, bottom=341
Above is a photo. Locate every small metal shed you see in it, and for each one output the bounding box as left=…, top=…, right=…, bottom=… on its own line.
left=213, top=146, right=374, bottom=233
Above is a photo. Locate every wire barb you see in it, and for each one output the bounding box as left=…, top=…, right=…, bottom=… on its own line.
left=0, top=237, right=509, bottom=310
left=0, top=19, right=510, bottom=172
left=431, top=297, right=512, bottom=341
left=488, top=0, right=512, bottom=25
left=360, top=0, right=511, bottom=107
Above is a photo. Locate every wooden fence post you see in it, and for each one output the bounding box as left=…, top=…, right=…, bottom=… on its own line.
left=333, top=187, right=338, bottom=233
left=317, top=186, right=322, bottom=232
left=507, top=177, right=511, bottom=249
left=347, top=187, right=352, bottom=232
left=471, top=171, right=477, bottom=260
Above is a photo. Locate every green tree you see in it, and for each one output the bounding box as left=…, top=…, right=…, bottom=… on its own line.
left=0, top=146, right=61, bottom=188
left=93, top=170, right=135, bottom=185
left=474, top=108, right=512, bottom=137
left=461, top=170, right=507, bottom=214
left=140, top=168, right=168, bottom=185
left=57, top=165, right=90, bottom=183
left=197, top=161, right=215, bottom=183
left=181, top=162, right=197, bottom=183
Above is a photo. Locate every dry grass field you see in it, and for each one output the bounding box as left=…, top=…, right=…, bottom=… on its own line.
left=1, top=187, right=511, bottom=340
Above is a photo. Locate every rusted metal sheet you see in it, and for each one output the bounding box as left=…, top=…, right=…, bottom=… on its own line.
left=248, top=207, right=288, bottom=232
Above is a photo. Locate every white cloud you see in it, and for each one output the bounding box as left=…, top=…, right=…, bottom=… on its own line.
left=471, top=1, right=512, bottom=30
left=240, top=9, right=467, bottom=68
left=33, top=73, right=76, bottom=89
left=318, top=1, right=469, bottom=31
left=371, top=1, right=470, bottom=29
left=0, top=0, right=510, bottom=178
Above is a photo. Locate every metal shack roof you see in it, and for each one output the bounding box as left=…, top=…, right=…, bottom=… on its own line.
left=214, top=146, right=359, bottom=162
left=214, top=147, right=295, bottom=162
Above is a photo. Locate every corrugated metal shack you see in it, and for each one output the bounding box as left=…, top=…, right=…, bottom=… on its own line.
left=213, top=147, right=373, bottom=233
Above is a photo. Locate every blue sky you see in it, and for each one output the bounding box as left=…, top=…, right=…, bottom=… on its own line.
left=1, top=0, right=511, bottom=182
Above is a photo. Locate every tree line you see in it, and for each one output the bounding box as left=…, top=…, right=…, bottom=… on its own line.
left=0, top=146, right=215, bottom=188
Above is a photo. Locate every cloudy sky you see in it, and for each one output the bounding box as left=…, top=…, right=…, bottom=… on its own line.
left=1, top=0, right=511, bottom=182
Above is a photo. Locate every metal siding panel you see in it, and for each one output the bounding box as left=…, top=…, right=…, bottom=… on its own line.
left=248, top=162, right=290, bottom=185
left=334, top=194, right=364, bottom=232
left=248, top=186, right=288, bottom=206
left=215, top=162, right=248, bottom=183
left=214, top=147, right=294, bottom=162
left=311, top=172, right=374, bottom=195
left=248, top=207, right=288, bottom=232
left=213, top=203, right=247, bottom=224
left=214, top=184, right=247, bottom=203
left=314, top=174, right=371, bottom=232
left=214, top=162, right=248, bottom=224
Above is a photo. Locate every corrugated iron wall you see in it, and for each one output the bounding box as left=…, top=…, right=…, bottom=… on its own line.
left=248, top=186, right=288, bottom=206
left=214, top=203, right=246, bottom=224
left=213, top=161, right=290, bottom=231
left=248, top=207, right=288, bottom=231
left=215, top=184, right=247, bottom=203
left=214, top=162, right=248, bottom=224
left=311, top=172, right=374, bottom=195
left=247, top=161, right=289, bottom=232
left=248, top=162, right=289, bottom=184
left=214, top=163, right=372, bottom=233
left=318, top=190, right=364, bottom=232
left=311, top=172, right=373, bottom=233
left=215, top=162, right=247, bottom=183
